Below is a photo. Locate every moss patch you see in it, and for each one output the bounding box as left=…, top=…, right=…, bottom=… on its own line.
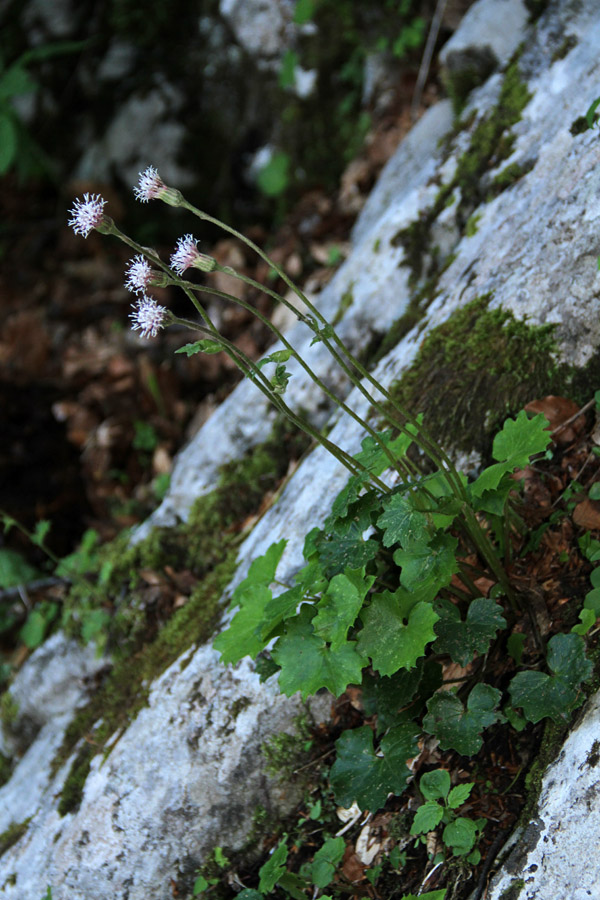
left=53, top=418, right=309, bottom=814
left=499, top=878, right=525, bottom=900
left=380, top=295, right=567, bottom=457
left=393, top=56, right=532, bottom=284
left=0, top=818, right=31, bottom=856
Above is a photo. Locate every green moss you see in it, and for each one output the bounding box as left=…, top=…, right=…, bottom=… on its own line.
left=332, top=285, right=354, bottom=326
left=499, top=878, right=525, bottom=900
left=392, top=56, right=531, bottom=284
left=464, top=212, right=481, bottom=237
left=262, top=715, right=311, bottom=782
left=551, top=34, right=578, bottom=62
left=519, top=719, right=568, bottom=824
left=443, top=58, right=494, bottom=117
left=58, top=744, right=94, bottom=817
left=489, top=160, right=535, bottom=198
left=380, top=295, right=566, bottom=456
left=0, top=751, right=12, bottom=788
left=52, top=418, right=309, bottom=811
left=0, top=818, right=31, bottom=856
left=570, top=116, right=590, bottom=136
left=0, top=693, right=18, bottom=730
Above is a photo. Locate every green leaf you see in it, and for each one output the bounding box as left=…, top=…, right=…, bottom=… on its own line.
left=257, top=349, right=293, bottom=369
left=410, top=800, right=444, bottom=834
left=258, top=837, right=288, bottom=893
left=329, top=723, right=419, bottom=810
left=279, top=49, right=298, bottom=89
left=447, top=783, right=474, bottom=809
left=377, top=493, right=430, bottom=549
left=314, top=521, right=379, bottom=578
left=0, top=548, right=40, bottom=588
left=271, top=363, right=291, bottom=394
left=471, top=411, right=550, bottom=497
left=313, top=568, right=375, bottom=650
left=361, top=660, right=442, bottom=733
left=572, top=608, right=597, bottom=636
left=584, top=587, right=600, bottom=616
left=423, top=683, right=503, bottom=756
left=31, top=520, right=51, bottom=547
left=214, top=583, right=273, bottom=664
left=193, top=878, right=209, bottom=897
left=399, top=891, right=446, bottom=900
left=0, top=113, right=18, bottom=174
left=586, top=96, right=600, bottom=128
left=0, top=64, right=36, bottom=98
left=257, top=151, right=290, bottom=197
left=20, top=603, right=58, bottom=649
left=589, top=482, right=600, bottom=500
left=214, top=541, right=286, bottom=663
left=442, top=817, right=480, bottom=856
left=357, top=586, right=439, bottom=675
left=310, top=836, right=345, bottom=888
left=419, top=768, right=450, bottom=801
left=293, top=0, right=317, bottom=24
left=235, top=891, right=262, bottom=900
left=175, top=340, right=223, bottom=356
left=507, top=632, right=526, bottom=665
left=433, top=597, right=506, bottom=666
left=508, top=632, right=593, bottom=723
left=259, top=585, right=304, bottom=641
left=394, top=532, right=459, bottom=593
left=272, top=606, right=367, bottom=699
left=354, top=427, right=419, bottom=477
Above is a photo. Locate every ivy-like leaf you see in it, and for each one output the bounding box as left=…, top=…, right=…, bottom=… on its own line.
left=258, top=837, right=288, bottom=893
left=354, top=427, right=419, bottom=477
left=329, top=723, right=419, bottom=810
left=394, top=532, right=459, bottom=593
left=313, top=568, right=375, bottom=650
left=310, top=836, right=345, bottom=888
left=214, top=541, right=286, bottom=664
left=471, top=411, right=551, bottom=497
left=423, top=683, right=503, bottom=756
left=259, top=585, right=304, bottom=641
left=272, top=606, right=367, bottom=699
left=314, top=521, right=379, bottom=578
left=361, top=659, right=442, bottom=733
left=410, top=800, right=444, bottom=834
left=377, top=493, right=431, bottom=549
left=256, top=348, right=293, bottom=369
left=508, top=632, right=593, bottom=723
left=433, top=597, right=506, bottom=666
left=357, top=586, right=439, bottom=675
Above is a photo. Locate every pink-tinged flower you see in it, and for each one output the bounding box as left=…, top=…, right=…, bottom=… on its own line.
left=68, top=193, right=107, bottom=238
left=133, top=166, right=166, bottom=202
left=125, top=255, right=154, bottom=294
left=129, top=296, right=168, bottom=338
left=170, top=234, right=200, bottom=274
left=170, top=234, right=217, bottom=275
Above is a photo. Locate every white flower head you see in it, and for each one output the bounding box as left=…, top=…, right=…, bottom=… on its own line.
left=134, top=166, right=166, bottom=202
left=170, top=234, right=200, bottom=275
left=68, top=193, right=107, bottom=238
left=129, top=296, right=167, bottom=338
left=125, top=255, right=154, bottom=294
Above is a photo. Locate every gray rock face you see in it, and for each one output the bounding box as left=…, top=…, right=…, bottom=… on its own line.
left=477, top=691, right=600, bottom=899
left=3, top=0, right=600, bottom=897
left=439, top=0, right=529, bottom=79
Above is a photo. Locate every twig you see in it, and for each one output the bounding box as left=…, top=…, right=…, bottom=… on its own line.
left=471, top=828, right=510, bottom=900
left=411, top=0, right=449, bottom=121
left=550, top=398, right=595, bottom=437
